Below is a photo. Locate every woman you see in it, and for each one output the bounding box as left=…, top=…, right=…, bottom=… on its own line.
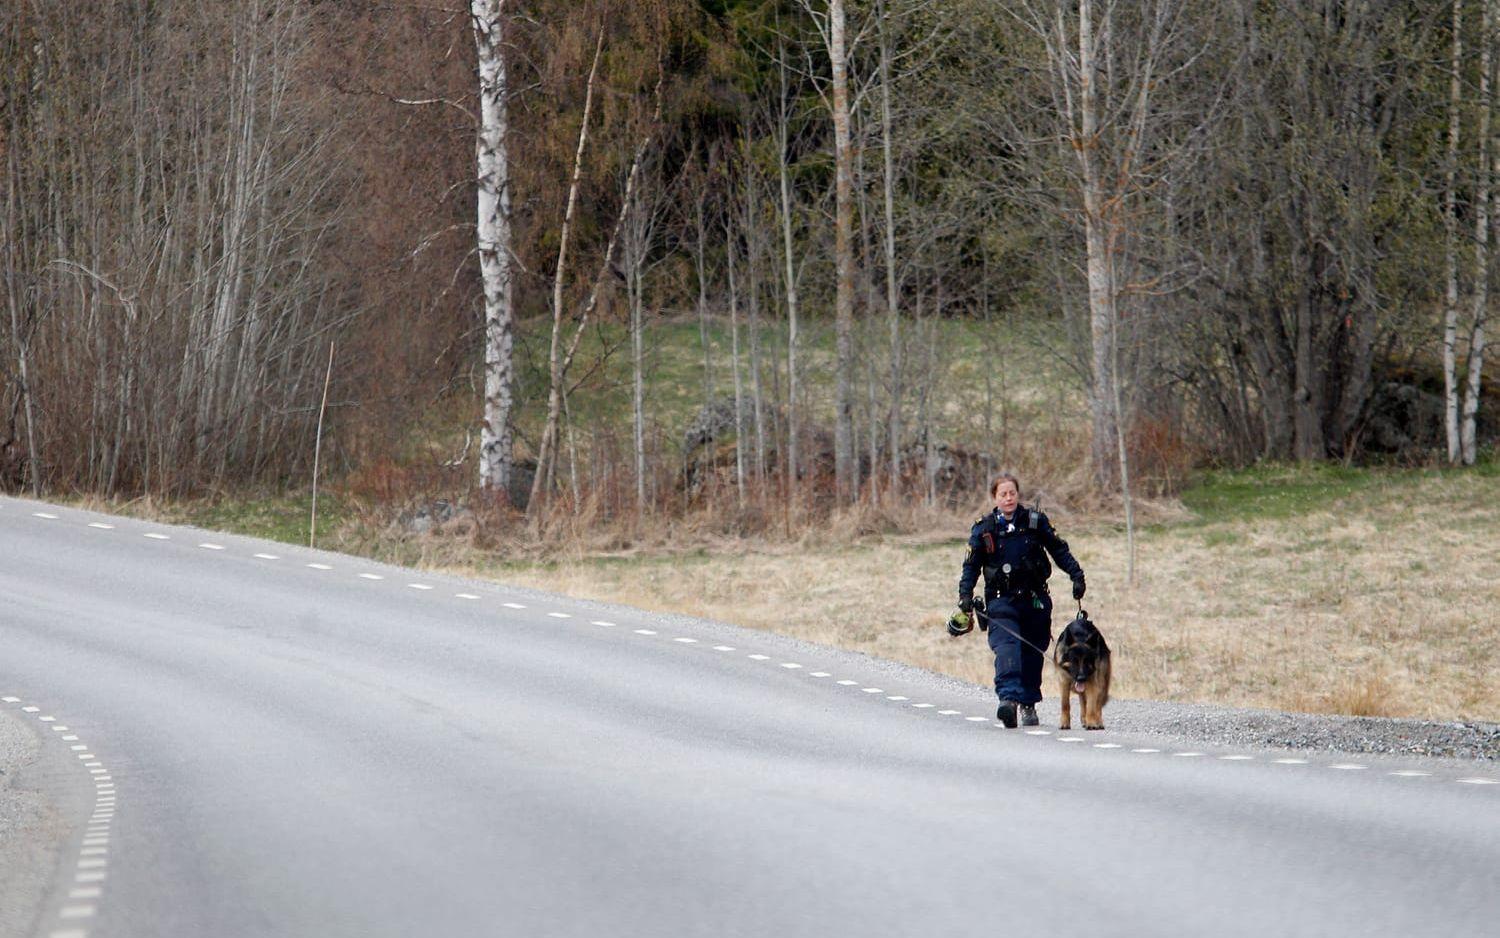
left=956, top=473, right=1085, bottom=728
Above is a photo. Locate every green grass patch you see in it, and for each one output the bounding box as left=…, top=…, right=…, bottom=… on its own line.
left=1180, top=457, right=1500, bottom=525
left=165, top=491, right=348, bottom=547
left=1181, top=464, right=1395, bottom=523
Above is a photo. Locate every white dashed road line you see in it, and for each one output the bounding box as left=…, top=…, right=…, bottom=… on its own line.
left=2, top=695, right=120, bottom=938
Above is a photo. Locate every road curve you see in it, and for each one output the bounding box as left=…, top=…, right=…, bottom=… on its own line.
left=2, top=495, right=1496, bottom=938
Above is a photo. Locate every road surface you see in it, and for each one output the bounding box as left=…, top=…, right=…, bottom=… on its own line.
left=2, top=495, right=1496, bottom=937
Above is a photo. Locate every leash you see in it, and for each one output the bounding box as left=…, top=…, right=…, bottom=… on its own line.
left=971, top=601, right=1086, bottom=673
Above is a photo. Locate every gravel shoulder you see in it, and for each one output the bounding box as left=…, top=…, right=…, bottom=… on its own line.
left=1100, top=698, right=1500, bottom=761
left=0, top=708, right=67, bottom=938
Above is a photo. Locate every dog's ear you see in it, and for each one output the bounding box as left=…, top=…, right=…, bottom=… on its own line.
left=1087, top=626, right=1109, bottom=654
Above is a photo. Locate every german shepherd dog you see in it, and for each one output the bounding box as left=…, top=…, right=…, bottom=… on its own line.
left=1054, top=609, right=1111, bottom=730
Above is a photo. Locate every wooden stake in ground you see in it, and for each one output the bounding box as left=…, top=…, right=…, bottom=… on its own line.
left=310, top=341, right=335, bottom=548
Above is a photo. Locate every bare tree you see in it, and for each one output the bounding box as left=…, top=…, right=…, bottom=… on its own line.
left=621, top=151, right=672, bottom=510
left=773, top=39, right=805, bottom=499
left=531, top=29, right=605, bottom=512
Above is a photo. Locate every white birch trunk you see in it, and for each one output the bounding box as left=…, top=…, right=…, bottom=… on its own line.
left=1445, top=0, right=1465, bottom=463
left=473, top=0, right=515, bottom=497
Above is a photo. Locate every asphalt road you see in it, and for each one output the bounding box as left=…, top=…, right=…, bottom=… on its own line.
left=2, top=495, right=1497, bottom=938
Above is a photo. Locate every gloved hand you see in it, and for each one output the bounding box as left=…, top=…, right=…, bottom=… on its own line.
left=947, top=608, right=974, bottom=637
left=958, top=595, right=974, bottom=614
left=1072, top=575, right=1086, bottom=601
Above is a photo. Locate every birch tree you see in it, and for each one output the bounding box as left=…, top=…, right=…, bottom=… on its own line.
left=1445, top=0, right=1465, bottom=463
left=472, top=0, right=516, bottom=498
left=1461, top=0, right=1496, bottom=465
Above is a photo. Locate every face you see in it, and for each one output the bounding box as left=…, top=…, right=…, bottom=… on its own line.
left=992, top=480, right=1019, bottom=516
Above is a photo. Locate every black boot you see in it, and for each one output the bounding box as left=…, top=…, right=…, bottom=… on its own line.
left=1019, top=703, right=1039, bottom=727
left=996, top=700, right=1018, bottom=729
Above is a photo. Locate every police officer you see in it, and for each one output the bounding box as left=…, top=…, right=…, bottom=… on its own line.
left=956, top=473, right=1085, bottom=728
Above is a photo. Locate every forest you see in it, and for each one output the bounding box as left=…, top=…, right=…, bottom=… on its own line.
left=1, top=0, right=1494, bottom=531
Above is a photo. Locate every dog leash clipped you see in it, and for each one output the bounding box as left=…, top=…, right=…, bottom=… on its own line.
left=971, top=605, right=1067, bottom=672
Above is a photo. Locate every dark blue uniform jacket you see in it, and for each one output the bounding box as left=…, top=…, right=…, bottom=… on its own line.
left=958, top=505, right=1083, bottom=604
